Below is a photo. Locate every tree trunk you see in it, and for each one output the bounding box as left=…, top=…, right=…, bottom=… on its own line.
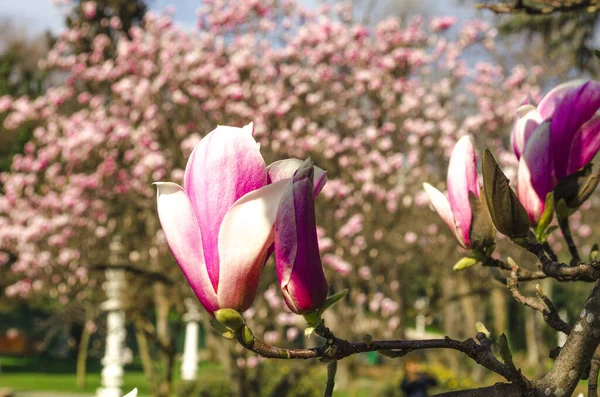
left=334, top=356, right=357, bottom=393
left=441, top=274, right=461, bottom=372
left=134, top=318, right=158, bottom=397
left=154, top=282, right=174, bottom=397
left=76, top=322, right=92, bottom=389
left=458, top=278, right=478, bottom=338
left=525, top=310, right=544, bottom=377
left=491, top=287, right=507, bottom=337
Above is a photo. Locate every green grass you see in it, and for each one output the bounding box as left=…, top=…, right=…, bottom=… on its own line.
left=0, top=355, right=222, bottom=396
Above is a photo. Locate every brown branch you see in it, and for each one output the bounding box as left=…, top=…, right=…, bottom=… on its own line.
left=484, top=257, right=547, bottom=281
left=477, top=0, right=598, bottom=15
left=506, top=263, right=572, bottom=334
left=88, top=263, right=174, bottom=285
left=237, top=331, right=529, bottom=387
left=324, top=361, right=337, bottom=397
left=432, top=383, right=522, bottom=397
left=557, top=212, right=582, bottom=265
left=520, top=240, right=600, bottom=281
left=536, top=280, right=600, bottom=395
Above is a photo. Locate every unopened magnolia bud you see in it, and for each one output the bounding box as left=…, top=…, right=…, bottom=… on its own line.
left=214, top=308, right=245, bottom=331
left=453, top=257, right=478, bottom=271
left=475, top=321, right=491, bottom=338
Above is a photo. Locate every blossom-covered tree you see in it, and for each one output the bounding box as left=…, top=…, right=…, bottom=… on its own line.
left=0, top=0, right=559, bottom=395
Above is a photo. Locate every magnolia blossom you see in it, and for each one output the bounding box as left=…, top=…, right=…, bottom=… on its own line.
left=155, top=124, right=326, bottom=314
left=513, top=80, right=600, bottom=222
left=156, top=123, right=283, bottom=314
left=275, top=159, right=329, bottom=314
left=423, top=136, right=479, bottom=249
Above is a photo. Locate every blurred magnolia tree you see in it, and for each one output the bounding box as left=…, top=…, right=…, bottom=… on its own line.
left=0, top=0, right=561, bottom=396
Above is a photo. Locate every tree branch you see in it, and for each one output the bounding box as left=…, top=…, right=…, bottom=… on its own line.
left=521, top=240, right=600, bottom=281
left=477, top=0, right=598, bottom=15
left=237, top=330, right=528, bottom=387
left=536, top=280, right=600, bottom=395
left=506, top=264, right=572, bottom=334
left=432, top=383, right=522, bottom=397
left=324, top=361, right=337, bottom=397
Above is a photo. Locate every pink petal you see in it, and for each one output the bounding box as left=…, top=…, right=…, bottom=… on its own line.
left=155, top=182, right=218, bottom=313
left=184, top=124, right=267, bottom=290
left=511, top=105, right=542, bottom=160
left=423, top=183, right=464, bottom=248
left=567, top=116, right=600, bottom=175
left=537, top=79, right=586, bottom=119
left=517, top=121, right=554, bottom=224
left=548, top=80, right=600, bottom=179
left=266, top=158, right=327, bottom=195
left=447, top=136, right=478, bottom=247
left=216, top=180, right=289, bottom=311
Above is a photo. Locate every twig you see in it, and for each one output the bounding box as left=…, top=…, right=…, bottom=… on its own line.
left=484, top=257, right=547, bottom=281
left=237, top=331, right=529, bottom=387
left=324, top=361, right=337, bottom=397
left=520, top=240, right=600, bottom=281
left=433, top=383, right=522, bottom=397
left=542, top=241, right=559, bottom=262
left=88, top=263, right=174, bottom=285
left=506, top=261, right=572, bottom=334
left=557, top=213, right=582, bottom=265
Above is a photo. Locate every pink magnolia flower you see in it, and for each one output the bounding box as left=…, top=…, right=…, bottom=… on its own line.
left=155, top=124, right=270, bottom=314
left=274, top=158, right=329, bottom=315
left=155, top=124, right=326, bottom=314
left=423, top=135, right=479, bottom=249
left=513, top=80, right=600, bottom=223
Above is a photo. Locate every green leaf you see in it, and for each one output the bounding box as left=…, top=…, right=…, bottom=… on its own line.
left=482, top=149, right=530, bottom=239
left=214, top=308, right=245, bottom=331
left=535, top=192, right=554, bottom=241
left=453, top=257, right=478, bottom=271
left=544, top=225, right=559, bottom=237
left=319, top=289, right=349, bottom=315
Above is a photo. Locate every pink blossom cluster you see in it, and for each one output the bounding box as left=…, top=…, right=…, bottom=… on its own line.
left=0, top=0, right=540, bottom=337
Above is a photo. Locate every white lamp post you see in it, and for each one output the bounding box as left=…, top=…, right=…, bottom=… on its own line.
left=181, top=298, right=201, bottom=381
left=97, top=237, right=128, bottom=397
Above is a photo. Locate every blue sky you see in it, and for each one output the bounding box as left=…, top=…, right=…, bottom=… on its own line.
left=0, top=0, right=481, bottom=37
left=0, top=0, right=319, bottom=35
